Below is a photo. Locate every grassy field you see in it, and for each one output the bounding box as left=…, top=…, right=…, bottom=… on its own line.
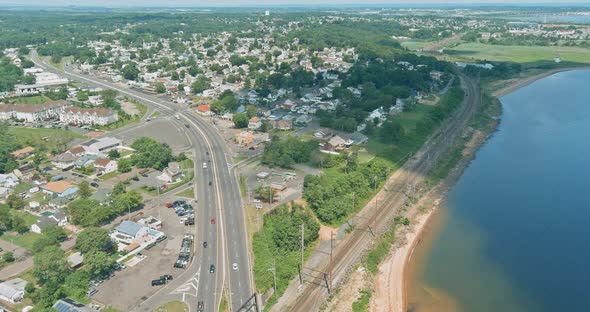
left=400, top=40, right=430, bottom=50
left=152, top=301, right=188, bottom=312
left=175, top=188, right=194, bottom=198
left=0, top=232, right=41, bottom=251
left=9, top=126, right=84, bottom=151
left=6, top=95, right=50, bottom=105
left=447, top=42, right=590, bottom=64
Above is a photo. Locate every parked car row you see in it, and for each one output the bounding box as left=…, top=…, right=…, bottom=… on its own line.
left=88, top=262, right=126, bottom=296
left=151, top=274, right=173, bottom=286
left=166, top=199, right=195, bottom=225
left=174, top=233, right=194, bottom=269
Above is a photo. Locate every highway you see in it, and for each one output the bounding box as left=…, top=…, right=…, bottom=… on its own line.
left=272, top=72, right=480, bottom=312
left=30, top=52, right=254, bottom=312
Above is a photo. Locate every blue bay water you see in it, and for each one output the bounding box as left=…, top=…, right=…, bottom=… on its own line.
left=411, top=70, right=590, bottom=312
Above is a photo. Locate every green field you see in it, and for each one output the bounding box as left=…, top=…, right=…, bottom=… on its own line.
left=1, top=232, right=41, bottom=251
left=447, top=43, right=590, bottom=64
left=6, top=95, right=50, bottom=105
left=153, top=301, right=188, bottom=312
left=9, top=126, right=84, bottom=151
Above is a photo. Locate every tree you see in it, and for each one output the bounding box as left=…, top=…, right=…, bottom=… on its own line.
left=191, top=75, right=211, bottom=94
left=112, top=182, right=126, bottom=197
left=78, top=181, right=92, bottom=198
left=77, top=91, right=89, bottom=101
left=108, top=149, right=121, bottom=159
left=122, top=62, right=139, bottom=80
left=117, top=157, right=132, bottom=173
left=33, top=246, right=69, bottom=286
left=85, top=251, right=115, bottom=279
left=3, top=251, right=14, bottom=262
left=255, top=185, right=276, bottom=203
left=154, top=82, right=166, bottom=94
left=6, top=193, right=25, bottom=209
left=101, top=89, right=119, bottom=110
left=75, top=227, right=115, bottom=254
left=233, top=113, right=249, bottom=128
left=131, top=137, right=173, bottom=170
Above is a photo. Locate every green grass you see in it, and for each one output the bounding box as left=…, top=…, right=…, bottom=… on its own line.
left=0, top=232, right=41, bottom=251
left=149, top=111, right=161, bottom=118
left=14, top=182, right=33, bottom=194
left=16, top=211, right=38, bottom=227
left=447, top=42, right=590, bottom=64
left=175, top=188, right=194, bottom=198
left=99, top=170, right=120, bottom=181
left=9, top=126, right=84, bottom=152
left=6, top=95, right=50, bottom=105
left=238, top=174, right=247, bottom=196
left=153, top=301, right=188, bottom=312
left=352, top=290, right=372, bottom=312
left=95, top=100, right=147, bottom=131
left=400, top=40, right=430, bottom=50
left=363, top=223, right=397, bottom=274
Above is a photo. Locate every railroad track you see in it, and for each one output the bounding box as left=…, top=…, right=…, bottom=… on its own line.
left=286, top=72, right=480, bottom=312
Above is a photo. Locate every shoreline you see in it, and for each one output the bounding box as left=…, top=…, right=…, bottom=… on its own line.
left=378, top=65, right=590, bottom=312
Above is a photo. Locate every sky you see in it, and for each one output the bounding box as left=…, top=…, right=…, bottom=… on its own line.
left=2, top=0, right=590, bottom=7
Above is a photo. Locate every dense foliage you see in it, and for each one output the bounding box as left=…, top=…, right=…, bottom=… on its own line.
left=67, top=185, right=143, bottom=227
left=261, top=136, right=318, bottom=168
left=131, top=137, right=173, bottom=171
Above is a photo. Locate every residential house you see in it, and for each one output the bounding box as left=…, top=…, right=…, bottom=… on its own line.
left=60, top=107, right=118, bottom=126
left=75, top=154, right=98, bottom=169
left=112, top=220, right=149, bottom=244
left=196, top=104, right=213, bottom=116
left=248, top=116, right=262, bottom=130
left=53, top=298, right=94, bottom=312
left=0, top=100, right=69, bottom=122
left=0, top=173, right=19, bottom=188
left=53, top=153, right=77, bottom=170
left=328, top=135, right=349, bottom=149
left=10, top=146, right=34, bottom=159
left=66, top=146, right=86, bottom=157
left=157, top=162, right=182, bottom=183
left=273, top=119, right=293, bottom=130
left=31, top=211, right=68, bottom=234
left=0, top=278, right=27, bottom=304
left=41, top=181, right=79, bottom=198
left=94, top=158, right=118, bottom=174
left=49, top=196, right=71, bottom=209
left=13, top=164, right=36, bottom=182
left=295, top=114, right=312, bottom=126
left=67, top=252, right=84, bottom=269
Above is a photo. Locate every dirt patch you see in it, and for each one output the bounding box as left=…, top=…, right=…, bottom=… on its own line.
left=319, top=224, right=338, bottom=241
left=121, top=100, right=140, bottom=116
left=324, top=267, right=371, bottom=312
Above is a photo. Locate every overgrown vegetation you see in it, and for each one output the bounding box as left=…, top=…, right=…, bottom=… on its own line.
left=351, top=290, right=372, bottom=312
left=252, top=203, right=319, bottom=307
left=261, top=136, right=318, bottom=168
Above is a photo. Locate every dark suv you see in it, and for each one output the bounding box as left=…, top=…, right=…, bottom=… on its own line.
left=151, top=278, right=165, bottom=286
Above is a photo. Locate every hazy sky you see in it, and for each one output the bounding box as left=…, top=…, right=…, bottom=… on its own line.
left=2, top=0, right=590, bottom=7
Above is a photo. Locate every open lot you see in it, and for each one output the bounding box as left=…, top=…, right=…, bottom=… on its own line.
left=447, top=42, right=590, bottom=64
left=9, top=126, right=85, bottom=151
left=114, top=118, right=191, bottom=151
left=92, top=199, right=195, bottom=311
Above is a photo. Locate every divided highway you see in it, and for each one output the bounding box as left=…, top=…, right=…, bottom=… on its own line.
left=31, top=51, right=254, bottom=312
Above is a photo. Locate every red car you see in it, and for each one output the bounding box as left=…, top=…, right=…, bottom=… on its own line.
left=211, top=218, right=215, bottom=225
left=160, top=185, right=169, bottom=190
left=164, top=202, right=173, bottom=207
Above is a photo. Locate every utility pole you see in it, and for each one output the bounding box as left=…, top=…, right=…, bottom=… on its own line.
left=301, top=223, right=305, bottom=272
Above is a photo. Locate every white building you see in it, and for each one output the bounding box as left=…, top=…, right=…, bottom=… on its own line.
left=81, top=137, right=121, bottom=154
left=60, top=107, right=118, bottom=125
left=0, top=278, right=27, bottom=304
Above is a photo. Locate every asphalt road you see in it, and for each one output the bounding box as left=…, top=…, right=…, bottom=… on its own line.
left=31, top=51, right=254, bottom=312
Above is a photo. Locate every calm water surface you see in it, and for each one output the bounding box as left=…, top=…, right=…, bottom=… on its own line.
left=408, top=70, right=590, bottom=312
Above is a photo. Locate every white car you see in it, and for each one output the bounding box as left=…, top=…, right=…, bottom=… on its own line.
left=255, top=204, right=263, bottom=209
left=253, top=199, right=262, bottom=203
left=232, top=263, right=238, bottom=271
left=202, top=162, right=207, bottom=169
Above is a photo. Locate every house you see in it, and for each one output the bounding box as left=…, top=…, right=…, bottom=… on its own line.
left=274, top=119, right=293, bottom=130
left=328, top=135, right=348, bottom=149
left=0, top=173, right=19, bottom=188
left=49, top=196, right=71, bottom=209
left=0, top=100, right=69, bottom=122
left=67, top=252, right=84, bottom=269
left=13, top=164, right=36, bottom=181
left=75, top=154, right=98, bottom=168
left=53, top=298, right=94, bottom=312
left=41, top=181, right=78, bottom=198
left=112, top=220, right=149, bottom=243
left=0, top=278, right=27, bottom=304
left=94, top=158, right=118, bottom=174
left=196, top=104, right=213, bottom=116
left=81, top=137, right=121, bottom=154
left=295, top=115, right=312, bottom=125
left=10, top=146, right=34, bottom=159
left=157, top=162, right=182, bottom=183
left=248, top=116, right=262, bottom=130
left=31, top=211, right=68, bottom=234
left=66, top=146, right=86, bottom=157
left=53, top=153, right=77, bottom=170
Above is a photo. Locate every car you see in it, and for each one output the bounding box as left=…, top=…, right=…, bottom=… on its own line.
left=197, top=301, right=204, bottom=312
left=185, top=218, right=194, bottom=226
left=253, top=199, right=262, bottom=203
left=131, top=176, right=139, bottom=181
left=249, top=146, right=255, bottom=150
left=203, top=241, right=208, bottom=248
left=209, top=181, right=212, bottom=186
left=160, top=185, right=169, bottom=190
left=209, top=264, right=215, bottom=273
left=165, top=202, right=173, bottom=207
left=152, top=279, right=166, bottom=286
left=255, top=203, right=263, bottom=209
left=202, top=162, right=207, bottom=169
left=211, top=218, right=215, bottom=225
left=161, top=274, right=173, bottom=281
left=185, top=124, right=190, bottom=128
left=232, top=263, right=238, bottom=271
left=141, top=173, right=149, bottom=178
left=90, top=182, right=99, bottom=188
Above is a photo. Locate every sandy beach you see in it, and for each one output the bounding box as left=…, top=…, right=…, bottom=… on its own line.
left=370, top=65, right=590, bottom=312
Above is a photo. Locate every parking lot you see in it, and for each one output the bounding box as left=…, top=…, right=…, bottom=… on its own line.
left=114, top=118, right=191, bottom=151
left=92, top=198, right=196, bottom=311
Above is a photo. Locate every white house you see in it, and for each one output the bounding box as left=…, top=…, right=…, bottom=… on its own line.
left=0, top=173, right=19, bottom=188
left=30, top=211, right=68, bottom=234
left=94, top=158, right=118, bottom=174
left=0, top=278, right=27, bottom=304
left=157, top=162, right=182, bottom=183
left=111, top=220, right=149, bottom=244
